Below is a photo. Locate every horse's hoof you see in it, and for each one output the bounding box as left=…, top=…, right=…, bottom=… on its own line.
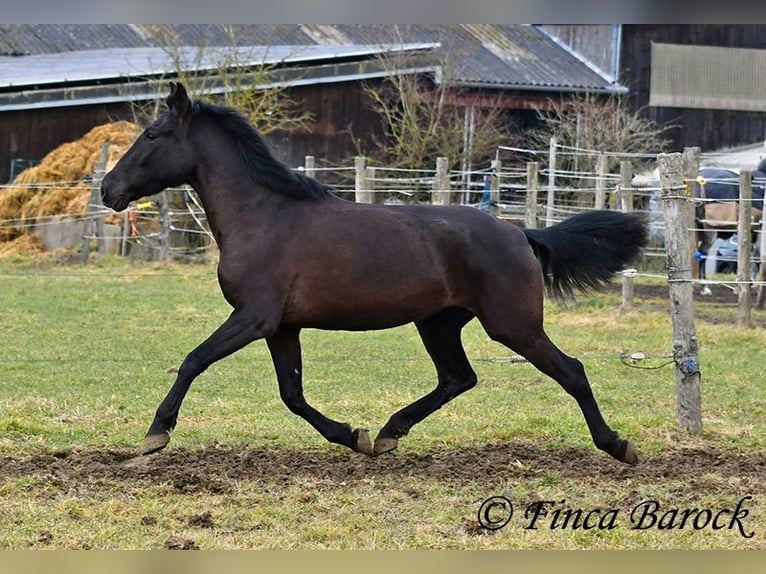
left=373, top=436, right=398, bottom=456
left=621, top=440, right=639, bottom=465
left=353, top=428, right=373, bottom=457
left=141, top=432, right=170, bottom=455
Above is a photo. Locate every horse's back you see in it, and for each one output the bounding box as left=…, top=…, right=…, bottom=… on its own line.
left=697, top=166, right=765, bottom=215
left=376, top=203, right=538, bottom=281
left=696, top=168, right=739, bottom=201
left=278, top=200, right=538, bottom=330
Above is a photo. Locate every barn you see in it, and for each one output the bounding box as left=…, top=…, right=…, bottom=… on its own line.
left=545, top=24, right=766, bottom=152
left=3, top=24, right=765, bottom=185
left=0, top=24, right=624, bottom=183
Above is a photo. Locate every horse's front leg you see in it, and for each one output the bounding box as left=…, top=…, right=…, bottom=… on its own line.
left=266, top=326, right=373, bottom=456
left=142, top=307, right=277, bottom=454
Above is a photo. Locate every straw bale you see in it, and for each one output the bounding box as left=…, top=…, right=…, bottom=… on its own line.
left=0, top=232, right=46, bottom=257
left=0, top=120, right=140, bottom=244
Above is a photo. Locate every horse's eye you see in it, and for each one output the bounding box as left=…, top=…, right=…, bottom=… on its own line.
left=145, top=131, right=158, bottom=141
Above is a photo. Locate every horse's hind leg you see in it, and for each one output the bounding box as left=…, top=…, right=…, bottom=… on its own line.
left=374, top=307, right=477, bottom=456
left=479, top=309, right=638, bottom=465
left=266, top=326, right=373, bottom=456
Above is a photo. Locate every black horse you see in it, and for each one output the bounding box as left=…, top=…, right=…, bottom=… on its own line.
left=692, top=160, right=766, bottom=279
left=101, top=83, right=648, bottom=465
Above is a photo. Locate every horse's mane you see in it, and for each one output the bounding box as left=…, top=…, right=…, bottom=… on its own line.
left=193, top=101, right=333, bottom=200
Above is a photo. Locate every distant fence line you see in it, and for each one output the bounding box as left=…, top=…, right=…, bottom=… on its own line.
left=2, top=140, right=764, bottom=282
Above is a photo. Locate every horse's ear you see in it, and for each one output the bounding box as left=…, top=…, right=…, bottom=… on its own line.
left=166, top=82, right=191, bottom=116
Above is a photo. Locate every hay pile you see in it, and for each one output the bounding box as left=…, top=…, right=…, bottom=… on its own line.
left=0, top=233, right=46, bottom=257
left=0, top=121, right=141, bottom=250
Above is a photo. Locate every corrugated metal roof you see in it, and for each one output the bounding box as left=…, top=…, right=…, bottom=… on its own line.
left=0, top=24, right=621, bottom=94
left=0, top=43, right=441, bottom=111
left=309, top=24, right=620, bottom=92
left=130, top=24, right=319, bottom=48
left=0, top=44, right=436, bottom=90
left=0, top=24, right=146, bottom=55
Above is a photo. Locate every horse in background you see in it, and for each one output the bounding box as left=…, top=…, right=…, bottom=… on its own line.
left=691, top=157, right=766, bottom=282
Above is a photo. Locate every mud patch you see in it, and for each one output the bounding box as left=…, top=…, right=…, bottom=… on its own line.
left=1, top=440, right=763, bottom=494
left=613, top=282, right=766, bottom=327
left=188, top=511, right=215, bottom=528
left=164, top=535, right=200, bottom=550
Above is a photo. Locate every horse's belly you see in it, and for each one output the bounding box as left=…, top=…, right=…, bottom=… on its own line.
left=703, top=203, right=762, bottom=228
left=283, top=274, right=457, bottom=330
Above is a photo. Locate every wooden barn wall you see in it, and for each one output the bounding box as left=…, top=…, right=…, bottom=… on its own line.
left=620, top=24, right=766, bottom=152
left=0, top=103, right=132, bottom=183
left=0, top=81, right=382, bottom=184
left=269, top=81, right=548, bottom=176
left=266, top=80, right=384, bottom=176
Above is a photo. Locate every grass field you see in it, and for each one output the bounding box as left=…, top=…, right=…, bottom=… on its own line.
left=0, top=255, right=764, bottom=549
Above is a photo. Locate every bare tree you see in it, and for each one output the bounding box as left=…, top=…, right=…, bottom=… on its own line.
left=360, top=49, right=518, bottom=173
left=528, top=91, right=673, bottom=176
left=126, top=26, right=312, bottom=134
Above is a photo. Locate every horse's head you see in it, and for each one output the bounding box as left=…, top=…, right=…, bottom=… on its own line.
left=101, top=82, right=196, bottom=212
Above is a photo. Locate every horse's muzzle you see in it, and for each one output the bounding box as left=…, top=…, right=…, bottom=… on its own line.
left=100, top=174, right=127, bottom=212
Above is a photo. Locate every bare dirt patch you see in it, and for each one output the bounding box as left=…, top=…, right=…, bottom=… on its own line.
left=1, top=440, right=763, bottom=495
left=615, top=282, right=766, bottom=327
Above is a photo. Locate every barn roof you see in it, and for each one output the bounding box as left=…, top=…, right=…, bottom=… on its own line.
left=0, top=43, right=438, bottom=90
left=0, top=43, right=441, bottom=111
left=327, top=24, right=619, bottom=93
left=0, top=24, right=625, bottom=111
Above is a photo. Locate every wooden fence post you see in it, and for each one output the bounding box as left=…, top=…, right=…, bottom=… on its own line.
left=367, top=166, right=378, bottom=204
left=621, top=270, right=635, bottom=310
left=737, top=171, right=753, bottom=329
left=304, top=155, right=316, bottom=179
left=120, top=210, right=130, bottom=257
left=80, top=143, right=109, bottom=265
left=682, top=147, right=701, bottom=280
left=525, top=162, right=539, bottom=229
left=355, top=156, right=373, bottom=204
left=490, top=159, right=501, bottom=217
left=545, top=137, right=557, bottom=227
left=432, top=156, right=451, bottom=205
left=658, top=152, right=702, bottom=435
left=619, top=161, right=634, bottom=309
left=158, top=191, right=170, bottom=262
left=618, top=160, right=633, bottom=212
left=594, top=154, right=608, bottom=210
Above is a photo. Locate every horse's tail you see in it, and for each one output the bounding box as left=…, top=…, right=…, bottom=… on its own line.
left=522, top=210, right=648, bottom=298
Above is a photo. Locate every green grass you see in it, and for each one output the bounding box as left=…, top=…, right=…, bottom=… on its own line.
left=1, top=256, right=765, bottom=549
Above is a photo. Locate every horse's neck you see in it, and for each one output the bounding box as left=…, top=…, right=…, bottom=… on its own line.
left=189, top=158, right=284, bottom=252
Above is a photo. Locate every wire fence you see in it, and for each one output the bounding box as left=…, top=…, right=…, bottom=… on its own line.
left=2, top=144, right=765, bottom=383
left=1, top=139, right=764, bottom=281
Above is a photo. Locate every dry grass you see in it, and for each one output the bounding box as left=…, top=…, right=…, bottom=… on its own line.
left=0, top=260, right=764, bottom=549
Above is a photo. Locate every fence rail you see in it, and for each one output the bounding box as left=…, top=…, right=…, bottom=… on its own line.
left=2, top=142, right=763, bottom=289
